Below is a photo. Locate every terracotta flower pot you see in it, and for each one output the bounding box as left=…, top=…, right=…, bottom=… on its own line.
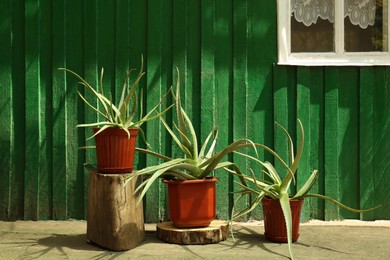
left=262, top=196, right=304, bottom=243
left=93, top=127, right=138, bottom=174
left=163, top=177, right=218, bottom=228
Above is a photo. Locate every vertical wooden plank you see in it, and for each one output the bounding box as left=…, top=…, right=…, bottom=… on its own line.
left=66, top=0, right=84, bottom=219
left=38, top=0, right=53, bottom=219
left=129, top=0, right=147, bottom=170
left=232, top=0, right=249, bottom=221
left=324, top=67, right=340, bottom=220
left=246, top=0, right=276, bottom=219
left=83, top=0, right=98, bottom=219
left=158, top=0, right=173, bottom=223
left=128, top=0, right=149, bottom=219
left=172, top=0, right=187, bottom=75
left=0, top=0, right=13, bottom=219
left=337, top=67, right=359, bottom=219
left=200, top=0, right=215, bottom=140
left=308, top=67, right=325, bottom=220
left=24, top=0, right=41, bottom=220
left=145, top=0, right=162, bottom=223
left=296, top=67, right=311, bottom=222
left=52, top=0, right=67, bottom=220
left=273, top=66, right=296, bottom=185
left=115, top=0, right=130, bottom=99
left=145, top=0, right=172, bottom=222
left=184, top=0, right=201, bottom=125
left=97, top=0, right=115, bottom=95
left=214, top=0, right=233, bottom=220
left=296, top=67, right=325, bottom=221
left=10, top=0, right=26, bottom=220
left=372, top=67, right=390, bottom=219
left=359, top=67, right=374, bottom=220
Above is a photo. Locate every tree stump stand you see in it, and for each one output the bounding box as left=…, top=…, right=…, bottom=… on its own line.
left=87, top=169, right=144, bottom=251
left=156, top=220, right=229, bottom=245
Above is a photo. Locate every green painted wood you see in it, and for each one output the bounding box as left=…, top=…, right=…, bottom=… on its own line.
left=0, top=0, right=389, bottom=221
left=38, top=0, right=53, bottom=220
left=157, top=0, right=173, bottom=223
left=214, top=0, right=233, bottom=220
left=24, top=0, right=41, bottom=220
left=83, top=0, right=98, bottom=219
left=296, top=67, right=312, bottom=222
left=359, top=67, right=375, bottom=220
left=246, top=0, right=276, bottom=220
left=52, top=0, right=67, bottom=220
left=373, top=67, right=390, bottom=219
left=273, top=65, right=290, bottom=172
left=232, top=0, right=249, bottom=221
left=201, top=0, right=216, bottom=142
left=324, top=67, right=341, bottom=220
left=65, top=0, right=84, bottom=219
left=145, top=0, right=172, bottom=222
left=129, top=0, right=147, bottom=172
left=0, top=0, right=13, bottom=220
left=307, top=67, right=325, bottom=220
left=9, top=0, right=26, bottom=220
left=337, top=68, right=359, bottom=219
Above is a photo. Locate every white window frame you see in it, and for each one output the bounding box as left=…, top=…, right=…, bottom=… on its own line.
left=277, top=0, right=390, bottom=66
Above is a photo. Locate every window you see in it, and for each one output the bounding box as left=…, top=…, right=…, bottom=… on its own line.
left=278, top=0, right=390, bottom=65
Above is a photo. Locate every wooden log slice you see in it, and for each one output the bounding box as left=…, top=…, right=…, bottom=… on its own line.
left=156, top=220, right=229, bottom=245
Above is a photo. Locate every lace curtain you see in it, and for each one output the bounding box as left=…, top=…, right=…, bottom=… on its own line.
left=291, top=0, right=377, bottom=29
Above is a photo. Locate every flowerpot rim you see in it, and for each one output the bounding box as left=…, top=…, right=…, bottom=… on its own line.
left=263, top=196, right=304, bottom=201
left=93, top=127, right=138, bottom=135
left=163, top=176, right=218, bottom=185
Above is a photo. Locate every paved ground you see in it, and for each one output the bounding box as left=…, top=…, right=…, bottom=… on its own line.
left=1, top=220, right=389, bottom=259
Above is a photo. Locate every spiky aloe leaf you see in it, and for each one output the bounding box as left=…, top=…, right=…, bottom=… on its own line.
left=279, top=193, right=295, bottom=260
left=232, top=188, right=264, bottom=220
left=304, top=194, right=381, bottom=212
left=199, top=129, right=218, bottom=161
left=134, top=159, right=199, bottom=205
left=135, top=147, right=172, bottom=161
left=200, top=139, right=258, bottom=177
left=181, top=108, right=199, bottom=160
left=280, top=119, right=304, bottom=193
left=275, top=121, right=295, bottom=166
left=174, top=68, right=192, bottom=150
left=77, top=91, right=108, bottom=120
left=293, top=170, right=318, bottom=199
left=234, top=151, right=283, bottom=185
left=160, top=117, right=193, bottom=158
left=58, top=68, right=111, bottom=120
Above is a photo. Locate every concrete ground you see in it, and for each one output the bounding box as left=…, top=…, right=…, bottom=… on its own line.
left=1, top=220, right=389, bottom=260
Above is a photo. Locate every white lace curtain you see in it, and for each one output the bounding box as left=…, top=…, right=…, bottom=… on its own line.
left=291, top=0, right=377, bottom=29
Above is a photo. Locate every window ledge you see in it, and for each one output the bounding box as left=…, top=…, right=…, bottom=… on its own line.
left=278, top=53, right=390, bottom=66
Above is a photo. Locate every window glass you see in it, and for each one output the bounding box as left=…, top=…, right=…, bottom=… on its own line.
left=291, top=0, right=335, bottom=52
left=344, top=0, right=388, bottom=52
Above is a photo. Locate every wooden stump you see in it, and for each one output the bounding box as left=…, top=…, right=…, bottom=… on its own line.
left=87, top=169, right=144, bottom=251
left=157, top=220, right=229, bottom=245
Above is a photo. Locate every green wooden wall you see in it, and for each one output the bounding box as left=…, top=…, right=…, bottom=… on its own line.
left=0, top=0, right=389, bottom=221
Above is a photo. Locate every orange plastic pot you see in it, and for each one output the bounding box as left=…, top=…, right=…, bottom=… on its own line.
left=163, top=177, right=217, bottom=228
left=93, top=128, right=138, bottom=174
left=262, top=196, right=304, bottom=243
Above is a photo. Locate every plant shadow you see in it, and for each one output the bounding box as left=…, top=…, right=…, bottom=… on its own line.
left=18, top=233, right=126, bottom=260
left=219, top=224, right=353, bottom=259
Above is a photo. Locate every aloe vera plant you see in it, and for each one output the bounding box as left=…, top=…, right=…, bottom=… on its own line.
left=58, top=56, right=172, bottom=141
left=229, top=119, right=380, bottom=260
left=125, top=68, right=256, bottom=204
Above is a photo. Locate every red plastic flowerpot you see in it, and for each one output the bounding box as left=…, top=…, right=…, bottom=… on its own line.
left=262, top=196, right=304, bottom=243
left=93, top=128, right=138, bottom=174
left=163, top=177, right=218, bottom=228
